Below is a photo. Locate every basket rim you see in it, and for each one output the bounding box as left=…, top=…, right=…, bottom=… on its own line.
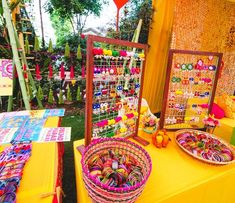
left=81, top=137, right=152, bottom=193
left=175, top=129, right=235, bottom=165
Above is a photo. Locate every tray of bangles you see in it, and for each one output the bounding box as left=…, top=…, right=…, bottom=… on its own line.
left=175, top=129, right=235, bottom=165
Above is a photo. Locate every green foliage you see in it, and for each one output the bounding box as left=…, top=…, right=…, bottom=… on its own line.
left=58, top=89, right=64, bottom=104
left=76, top=44, right=82, bottom=60
left=64, top=42, right=70, bottom=57
left=117, top=0, right=152, bottom=44
left=48, top=39, right=53, bottom=53
left=37, top=85, right=44, bottom=101
left=25, top=37, right=30, bottom=54
left=46, top=0, right=103, bottom=19
left=76, top=86, right=81, bottom=101
left=46, top=0, right=106, bottom=44
left=48, top=88, right=54, bottom=104
left=34, top=36, right=40, bottom=51
left=67, top=86, right=72, bottom=102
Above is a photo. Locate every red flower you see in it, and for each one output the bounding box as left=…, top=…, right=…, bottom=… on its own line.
left=80, top=34, right=85, bottom=39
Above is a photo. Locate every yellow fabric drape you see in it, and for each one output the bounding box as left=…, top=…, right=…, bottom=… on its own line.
left=142, top=0, right=176, bottom=113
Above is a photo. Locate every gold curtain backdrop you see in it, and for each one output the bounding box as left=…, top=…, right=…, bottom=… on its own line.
left=142, top=0, right=176, bottom=113
left=171, top=0, right=235, bottom=97
left=143, top=0, right=235, bottom=113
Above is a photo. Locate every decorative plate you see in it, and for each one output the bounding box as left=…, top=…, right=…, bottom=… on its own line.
left=175, top=129, right=235, bottom=165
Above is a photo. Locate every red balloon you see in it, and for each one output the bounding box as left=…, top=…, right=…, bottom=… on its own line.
left=113, top=0, right=129, bottom=10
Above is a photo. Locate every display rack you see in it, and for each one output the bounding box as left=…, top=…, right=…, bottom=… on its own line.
left=84, top=35, right=148, bottom=147
left=159, top=49, right=223, bottom=130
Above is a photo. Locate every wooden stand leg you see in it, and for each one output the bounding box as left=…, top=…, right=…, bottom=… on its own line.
left=132, top=136, right=150, bottom=146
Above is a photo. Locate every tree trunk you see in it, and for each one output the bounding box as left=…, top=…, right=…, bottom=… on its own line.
left=39, top=0, right=45, bottom=47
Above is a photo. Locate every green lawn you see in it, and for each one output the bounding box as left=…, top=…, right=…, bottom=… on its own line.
left=61, top=115, right=85, bottom=203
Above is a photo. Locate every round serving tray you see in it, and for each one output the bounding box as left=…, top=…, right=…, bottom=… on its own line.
left=175, top=129, right=235, bottom=165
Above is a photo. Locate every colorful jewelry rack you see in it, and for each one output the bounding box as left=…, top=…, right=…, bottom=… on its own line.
left=84, top=35, right=148, bottom=147
left=159, top=49, right=223, bottom=130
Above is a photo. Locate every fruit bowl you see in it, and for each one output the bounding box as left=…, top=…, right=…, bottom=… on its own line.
left=175, top=129, right=235, bottom=165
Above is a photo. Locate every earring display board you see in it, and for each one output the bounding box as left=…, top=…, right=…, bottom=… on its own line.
left=84, top=35, right=148, bottom=147
left=159, top=49, right=223, bottom=130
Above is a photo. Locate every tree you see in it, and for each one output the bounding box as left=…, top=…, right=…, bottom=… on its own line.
left=45, top=0, right=106, bottom=35
left=39, top=0, right=45, bottom=47
left=109, top=0, right=152, bottom=43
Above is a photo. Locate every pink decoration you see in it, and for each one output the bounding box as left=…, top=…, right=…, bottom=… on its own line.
left=119, top=50, right=127, bottom=57
left=35, top=64, right=42, bottom=81
left=199, top=104, right=209, bottom=109
left=82, top=65, right=85, bottom=78
left=23, top=64, right=27, bottom=79
left=211, top=103, right=225, bottom=119
left=126, top=113, right=134, bottom=119
left=115, top=116, right=122, bottom=123
left=60, top=64, right=65, bottom=79
left=48, top=64, right=53, bottom=79
left=70, top=66, right=75, bottom=79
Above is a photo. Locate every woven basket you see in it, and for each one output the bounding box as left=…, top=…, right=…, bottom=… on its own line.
left=81, top=138, right=152, bottom=203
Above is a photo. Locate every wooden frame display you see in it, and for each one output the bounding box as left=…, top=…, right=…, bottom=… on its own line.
left=159, top=49, right=223, bottom=130
left=84, top=35, right=148, bottom=147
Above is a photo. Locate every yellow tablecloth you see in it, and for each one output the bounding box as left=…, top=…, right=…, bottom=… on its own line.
left=1, top=117, right=60, bottom=203
left=74, top=131, right=235, bottom=203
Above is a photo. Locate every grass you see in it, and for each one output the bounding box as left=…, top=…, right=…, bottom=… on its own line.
left=61, top=114, right=85, bottom=203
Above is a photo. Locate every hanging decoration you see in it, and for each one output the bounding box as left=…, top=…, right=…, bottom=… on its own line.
left=0, top=59, right=13, bottom=96
left=48, top=39, right=53, bottom=53
left=48, top=89, right=54, bottom=104
left=58, top=89, right=64, bottom=104
left=37, top=85, right=44, bottom=101
left=67, top=86, right=72, bottom=102
left=34, top=36, right=40, bottom=51
left=81, top=65, right=85, bottom=78
left=64, top=42, right=70, bottom=57
left=35, top=64, right=42, bottom=81
left=113, top=0, right=129, bottom=31
left=24, top=37, right=30, bottom=54
left=70, top=66, right=75, bottom=79
left=23, top=64, right=28, bottom=79
left=48, top=64, right=53, bottom=79
left=76, top=86, right=81, bottom=101
left=77, top=44, right=82, bottom=60
left=60, top=64, right=65, bottom=80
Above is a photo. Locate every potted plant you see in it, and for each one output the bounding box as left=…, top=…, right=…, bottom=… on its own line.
left=202, top=114, right=220, bottom=134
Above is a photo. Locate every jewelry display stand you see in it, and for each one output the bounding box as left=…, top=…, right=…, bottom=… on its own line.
left=159, top=49, right=223, bottom=130
left=78, top=35, right=149, bottom=152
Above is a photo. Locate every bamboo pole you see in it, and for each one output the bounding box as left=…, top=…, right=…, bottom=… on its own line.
left=128, top=19, right=143, bottom=69
left=7, top=61, right=15, bottom=112
left=13, top=31, right=43, bottom=108
left=2, top=0, right=31, bottom=110
left=11, top=0, right=43, bottom=109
